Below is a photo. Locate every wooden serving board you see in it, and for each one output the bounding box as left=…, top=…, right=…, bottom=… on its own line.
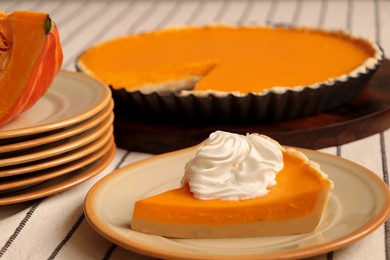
left=113, top=59, right=390, bottom=154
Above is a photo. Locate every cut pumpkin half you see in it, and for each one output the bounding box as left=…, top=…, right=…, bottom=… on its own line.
left=0, top=11, right=63, bottom=127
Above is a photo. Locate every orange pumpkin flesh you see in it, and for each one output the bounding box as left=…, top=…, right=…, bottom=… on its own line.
left=0, top=11, right=63, bottom=127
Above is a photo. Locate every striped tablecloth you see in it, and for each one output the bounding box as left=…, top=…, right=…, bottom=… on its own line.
left=0, top=0, right=389, bottom=259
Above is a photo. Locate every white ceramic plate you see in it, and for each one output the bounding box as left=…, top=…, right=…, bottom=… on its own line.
left=0, top=142, right=116, bottom=205
left=84, top=146, right=390, bottom=260
left=0, top=113, right=113, bottom=167
left=0, top=137, right=114, bottom=192
left=0, top=100, right=113, bottom=154
left=0, top=71, right=111, bottom=139
left=0, top=119, right=113, bottom=177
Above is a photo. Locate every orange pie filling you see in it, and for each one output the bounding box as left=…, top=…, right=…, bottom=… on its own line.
left=78, top=25, right=381, bottom=95
left=131, top=143, right=333, bottom=238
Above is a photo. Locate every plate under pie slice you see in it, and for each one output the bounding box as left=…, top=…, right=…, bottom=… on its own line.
left=131, top=147, right=333, bottom=238
left=77, top=25, right=383, bottom=123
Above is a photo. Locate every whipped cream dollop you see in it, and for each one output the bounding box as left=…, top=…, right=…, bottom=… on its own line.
left=181, top=131, right=285, bottom=201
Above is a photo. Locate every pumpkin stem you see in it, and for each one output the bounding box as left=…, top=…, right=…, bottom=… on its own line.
left=44, top=15, right=54, bottom=35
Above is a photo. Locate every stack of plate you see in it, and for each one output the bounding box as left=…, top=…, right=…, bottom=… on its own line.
left=0, top=71, right=115, bottom=205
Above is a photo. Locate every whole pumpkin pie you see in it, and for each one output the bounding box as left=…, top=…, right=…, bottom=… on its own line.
left=77, top=25, right=383, bottom=123
left=131, top=131, right=333, bottom=238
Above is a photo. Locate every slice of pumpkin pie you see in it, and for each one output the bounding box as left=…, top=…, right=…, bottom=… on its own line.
left=131, top=131, right=333, bottom=238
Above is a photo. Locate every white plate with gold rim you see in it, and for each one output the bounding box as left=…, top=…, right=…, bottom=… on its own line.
left=0, top=142, right=116, bottom=206
left=0, top=122, right=113, bottom=177
left=0, top=100, right=113, bottom=154
left=0, top=113, right=113, bottom=167
left=84, top=146, right=390, bottom=260
left=0, top=137, right=114, bottom=192
left=0, top=71, right=111, bottom=139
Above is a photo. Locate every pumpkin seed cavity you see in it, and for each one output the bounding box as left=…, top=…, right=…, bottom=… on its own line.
left=0, top=30, right=11, bottom=75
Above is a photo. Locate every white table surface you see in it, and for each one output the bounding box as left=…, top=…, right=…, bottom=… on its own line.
left=0, top=0, right=389, bottom=259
